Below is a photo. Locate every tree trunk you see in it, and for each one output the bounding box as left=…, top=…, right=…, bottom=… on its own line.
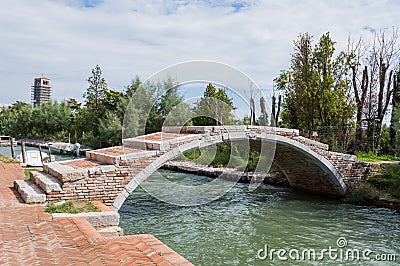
left=275, top=95, right=282, bottom=126
left=390, top=73, right=400, bottom=154
left=250, top=97, right=256, bottom=126
left=352, top=66, right=369, bottom=150
left=271, top=95, right=276, bottom=127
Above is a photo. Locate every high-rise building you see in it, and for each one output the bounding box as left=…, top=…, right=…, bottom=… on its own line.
left=31, top=76, right=51, bottom=107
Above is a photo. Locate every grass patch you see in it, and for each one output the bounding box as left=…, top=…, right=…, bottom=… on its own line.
left=0, top=154, right=19, bottom=164
left=24, top=168, right=39, bottom=180
left=355, top=151, right=400, bottom=162
left=45, top=201, right=101, bottom=214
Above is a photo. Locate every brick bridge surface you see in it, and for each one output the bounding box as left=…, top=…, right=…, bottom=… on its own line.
left=2, top=163, right=192, bottom=265
left=16, top=126, right=379, bottom=211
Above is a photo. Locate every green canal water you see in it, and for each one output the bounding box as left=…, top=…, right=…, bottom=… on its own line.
left=120, top=170, right=400, bottom=266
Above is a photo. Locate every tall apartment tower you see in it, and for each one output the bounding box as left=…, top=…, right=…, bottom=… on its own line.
left=31, top=76, right=51, bottom=107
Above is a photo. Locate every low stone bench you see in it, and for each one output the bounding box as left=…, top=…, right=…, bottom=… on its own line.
left=52, top=211, right=120, bottom=227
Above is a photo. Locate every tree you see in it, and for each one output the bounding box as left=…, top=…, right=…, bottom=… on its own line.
left=125, top=75, right=141, bottom=98
left=81, top=65, right=109, bottom=147
left=277, top=33, right=316, bottom=132
left=5, top=102, right=33, bottom=137
left=103, top=89, right=124, bottom=112
left=99, top=111, right=123, bottom=147
left=367, top=29, right=399, bottom=151
left=83, top=65, right=107, bottom=113
left=259, top=96, right=268, bottom=126
left=122, top=78, right=187, bottom=135
left=270, top=94, right=281, bottom=127
left=159, top=80, right=192, bottom=127
left=0, top=101, right=72, bottom=140
left=349, top=28, right=400, bottom=152
left=66, top=98, right=82, bottom=114
left=192, top=83, right=235, bottom=126
left=276, top=32, right=355, bottom=139
left=390, top=70, right=400, bottom=155
left=348, top=37, right=369, bottom=150
left=31, top=101, right=71, bottom=139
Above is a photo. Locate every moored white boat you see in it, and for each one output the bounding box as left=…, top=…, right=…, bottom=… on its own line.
left=16, top=150, right=55, bottom=167
left=48, top=142, right=87, bottom=156
left=0, top=136, right=17, bottom=147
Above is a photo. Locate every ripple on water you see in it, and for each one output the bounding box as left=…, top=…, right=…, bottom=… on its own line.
left=119, top=170, right=400, bottom=266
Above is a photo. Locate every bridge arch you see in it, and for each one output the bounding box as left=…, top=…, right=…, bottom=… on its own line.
left=112, top=131, right=347, bottom=211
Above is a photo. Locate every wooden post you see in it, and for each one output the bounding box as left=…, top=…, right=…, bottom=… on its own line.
left=10, top=138, right=15, bottom=158
left=48, top=146, right=52, bottom=162
left=21, top=141, right=26, bottom=164
left=38, top=144, right=44, bottom=164
left=82, top=131, right=85, bottom=146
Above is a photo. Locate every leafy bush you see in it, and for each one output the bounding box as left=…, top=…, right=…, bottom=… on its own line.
left=344, top=183, right=380, bottom=204
left=368, top=164, right=400, bottom=199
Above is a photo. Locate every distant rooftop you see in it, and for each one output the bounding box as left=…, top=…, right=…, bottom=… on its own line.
left=34, top=76, right=50, bottom=80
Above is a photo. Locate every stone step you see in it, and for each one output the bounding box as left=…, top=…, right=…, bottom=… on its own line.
left=44, top=160, right=119, bottom=182
left=122, top=137, right=165, bottom=150
left=86, top=146, right=159, bottom=164
left=30, top=171, right=62, bottom=193
left=122, top=133, right=201, bottom=151
left=14, top=180, right=46, bottom=203
left=43, top=162, right=89, bottom=182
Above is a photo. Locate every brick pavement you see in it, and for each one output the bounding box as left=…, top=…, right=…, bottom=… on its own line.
left=0, top=162, right=193, bottom=265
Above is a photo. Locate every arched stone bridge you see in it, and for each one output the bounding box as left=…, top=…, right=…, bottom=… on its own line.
left=15, top=126, right=379, bottom=211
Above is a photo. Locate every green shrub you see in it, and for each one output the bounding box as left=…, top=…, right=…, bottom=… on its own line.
left=368, top=164, right=400, bottom=199
left=344, top=183, right=380, bottom=204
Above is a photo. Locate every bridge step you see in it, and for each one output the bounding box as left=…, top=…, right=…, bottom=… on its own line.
left=43, top=161, right=89, bottom=182
left=30, top=171, right=62, bottom=193
left=14, top=180, right=46, bottom=203
left=86, top=146, right=158, bottom=164
left=123, top=133, right=201, bottom=151
left=43, top=160, right=118, bottom=182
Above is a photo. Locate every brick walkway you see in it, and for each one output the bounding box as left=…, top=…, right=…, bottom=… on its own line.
left=0, top=163, right=193, bottom=265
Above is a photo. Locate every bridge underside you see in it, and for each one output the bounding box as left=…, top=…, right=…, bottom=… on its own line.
left=274, top=144, right=343, bottom=196
left=250, top=140, right=346, bottom=197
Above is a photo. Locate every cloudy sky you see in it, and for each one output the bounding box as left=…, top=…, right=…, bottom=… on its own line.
left=0, top=0, right=399, bottom=105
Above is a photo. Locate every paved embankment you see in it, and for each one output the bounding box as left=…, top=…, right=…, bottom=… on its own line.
left=0, top=162, right=193, bottom=265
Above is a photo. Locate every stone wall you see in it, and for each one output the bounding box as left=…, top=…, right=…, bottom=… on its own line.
left=44, top=158, right=155, bottom=205
left=306, top=145, right=380, bottom=184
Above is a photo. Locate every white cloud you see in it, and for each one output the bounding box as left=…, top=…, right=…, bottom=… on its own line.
left=0, top=0, right=399, bottom=105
